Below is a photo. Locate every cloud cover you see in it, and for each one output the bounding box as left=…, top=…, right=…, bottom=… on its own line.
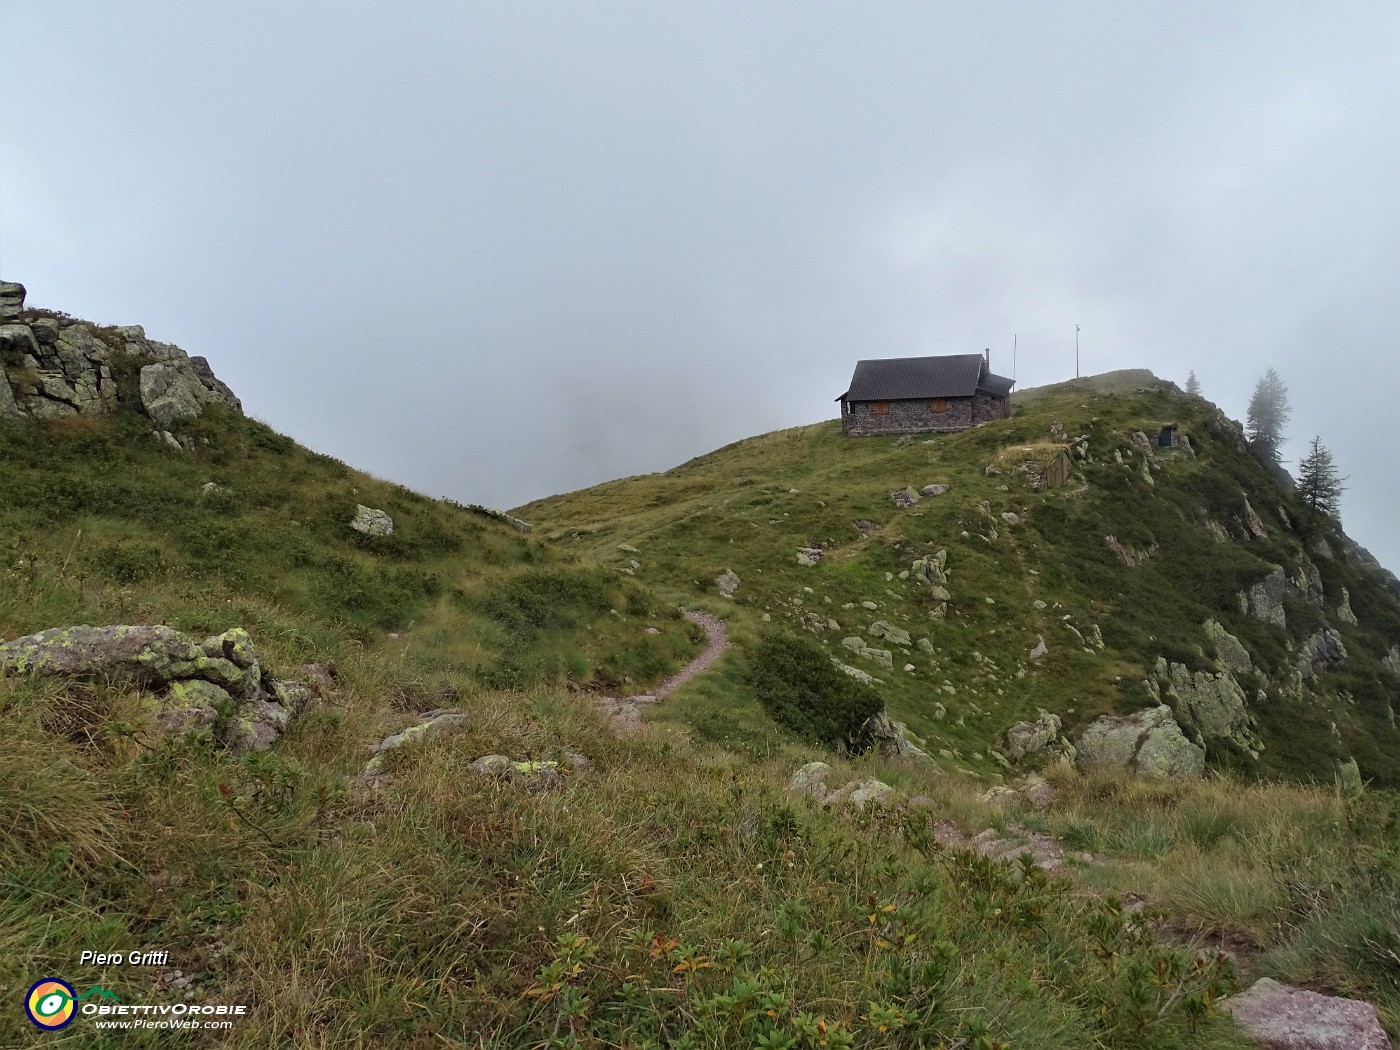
left=2, top=2, right=1396, bottom=567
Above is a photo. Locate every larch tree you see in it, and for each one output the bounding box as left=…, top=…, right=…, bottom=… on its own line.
left=1246, top=368, right=1291, bottom=466
left=1296, top=436, right=1347, bottom=521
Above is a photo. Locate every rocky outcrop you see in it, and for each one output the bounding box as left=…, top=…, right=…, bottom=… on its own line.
left=910, top=549, right=951, bottom=615
left=1075, top=705, right=1204, bottom=780
left=891, top=486, right=922, bottom=508
left=1243, top=567, right=1288, bottom=628
left=0, top=281, right=24, bottom=319
left=1336, top=588, right=1358, bottom=626
left=862, top=711, right=936, bottom=764
left=0, top=282, right=241, bottom=429
left=1296, top=628, right=1346, bottom=680
left=350, top=505, right=394, bottom=537
left=1003, top=709, right=1063, bottom=761
left=866, top=620, right=911, bottom=647
left=1203, top=619, right=1253, bottom=675
left=1219, top=977, right=1390, bottom=1050
left=0, top=624, right=307, bottom=752
left=1148, top=658, right=1262, bottom=757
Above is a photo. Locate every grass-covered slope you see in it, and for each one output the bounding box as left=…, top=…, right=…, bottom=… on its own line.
left=517, top=371, right=1400, bottom=787
left=0, top=407, right=700, bottom=696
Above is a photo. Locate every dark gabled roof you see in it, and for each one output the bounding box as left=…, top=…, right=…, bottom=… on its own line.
left=836, top=354, right=1014, bottom=401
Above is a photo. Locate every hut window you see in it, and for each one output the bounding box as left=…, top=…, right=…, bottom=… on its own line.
left=873, top=401, right=889, bottom=415
left=931, top=398, right=948, bottom=412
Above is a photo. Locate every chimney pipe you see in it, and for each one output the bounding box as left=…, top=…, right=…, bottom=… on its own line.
left=983, top=347, right=990, bottom=372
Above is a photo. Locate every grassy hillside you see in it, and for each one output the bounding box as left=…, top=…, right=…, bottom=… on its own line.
left=517, top=370, right=1400, bottom=788
left=2, top=369, right=1397, bottom=1047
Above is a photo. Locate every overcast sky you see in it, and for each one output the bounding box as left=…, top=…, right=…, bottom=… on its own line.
left=2, top=2, right=1396, bottom=570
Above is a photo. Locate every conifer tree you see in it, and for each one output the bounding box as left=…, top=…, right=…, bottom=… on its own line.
left=1246, top=368, right=1291, bottom=466
left=1296, top=436, right=1347, bottom=520
left=1185, top=370, right=1201, bottom=396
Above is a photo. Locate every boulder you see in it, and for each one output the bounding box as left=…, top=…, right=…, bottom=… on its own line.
left=0, top=281, right=23, bottom=319
left=866, top=620, right=911, bottom=647
left=715, top=569, right=741, bottom=597
left=796, top=547, right=823, bottom=566
left=0, top=623, right=295, bottom=753
left=891, top=487, right=922, bottom=509
left=1219, top=977, right=1389, bottom=1050
left=831, top=658, right=876, bottom=686
left=470, top=754, right=567, bottom=789
left=1000, top=512, right=1020, bottom=525
left=372, top=709, right=471, bottom=754
left=789, top=761, right=834, bottom=798
left=863, top=712, right=937, bottom=764
left=1075, top=706, right=1204, bottom=780
left=840, top=636, right=892, bottom=670
left=1029, top=634, right=1048, bottom=660
left=350, top=505, right=394, bottom=537
left=920, top=484, right=949, bottom=496
left=1004, top=709, right=1062, bottom=761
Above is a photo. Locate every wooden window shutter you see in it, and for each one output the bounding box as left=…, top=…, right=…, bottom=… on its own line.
left=931, top=398, right=948, bottom=412
left=874, top=401, right=889, bottom=415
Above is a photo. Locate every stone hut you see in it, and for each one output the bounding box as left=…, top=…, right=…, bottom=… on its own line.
left=836, top=352, right=1014, bottom=436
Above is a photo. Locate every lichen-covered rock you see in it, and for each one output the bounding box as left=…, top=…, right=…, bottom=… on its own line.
left=1246, top=567, right=1288, bottom=627
left=866, top=620, right=911, bottom=647
left=1336, top=588, right=1358, bottom=626
left=715, top=568, right=741, bottom=596
left=1148, top=658, right=1260, bottom=756
left=221, top=697, right=290, bottom=752
left=1203, top=619, right=1252, bottom=675
left=0, top=624, right=204, bottom=683
left=0, top=281, right=25, bottom=319
left=1220, top=977, right=1389, bottom=1050
left=1075, top=705, right=1204, bottom=780
left=350, top=505, right=394, bottom=537
left=469, top=754, right=567, bottom=789
left=789, top=761, right=833, bottom=798
left=1004, top=709, right=1062, bottom=761
left=138, top=362, right=207, bottom=428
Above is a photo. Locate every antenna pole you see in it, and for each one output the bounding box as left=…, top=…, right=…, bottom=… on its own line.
left=1075, top=324, right=1081, bottom=378
left=1013, top=333, right=1017, bottom=381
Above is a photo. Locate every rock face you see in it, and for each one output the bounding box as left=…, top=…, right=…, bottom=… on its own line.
left=1244, top=568, right=1288, bottom=627
left=1296, top=628, right=1346, bottom=680
left=0, top=282, right=241, bottom=428
left=0, top=281, right=25, bottom=319
left=350, top=505, right=394, bottom=537
left=1075, top=706, right=1204, bottom=780
left=0, top=624, right=305, bottom=752
left=1220, top=977, right=1390, bottom=1050
left=1203, top=619, right=1253, bottom=675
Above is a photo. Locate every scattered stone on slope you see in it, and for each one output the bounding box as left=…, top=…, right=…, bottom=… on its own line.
left=823, top=777, right=896, bottom=810
left=891, top=486, right=922, bottom=508
left=595, top=694, right=658, bottom=733
left=796, top=546, right=823, bottom=566
left=1104, top=535, right=1153, bottom=567
left=715, top=568, right=741, bottom=596
left=1075, top=705, right=1204, bottom=780
left=841, top=636, right=893, bottom=670
left=920, top=484, right=949, bottom=496
left=1296, top=628, right=1346, bottom=680
left=0, top=623, right=306, bottom=753
left=866, top=620, right=911, bottom=647
left=831, top=658, right=878, bottom=686
left=932, top=820, right=1080, bottom=872
left=470, top=754, right=579, bottom=789
left=1219, top=978, right=1390, bottom=1050
left=1029, top=634, right=1048, bottom=660
left=1000, top=512, right=1020, bottom=525
left=350, top=505, right=394, bottom=537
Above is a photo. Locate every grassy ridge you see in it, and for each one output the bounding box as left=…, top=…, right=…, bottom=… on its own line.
left=517, top=374, right=1400, bottom=787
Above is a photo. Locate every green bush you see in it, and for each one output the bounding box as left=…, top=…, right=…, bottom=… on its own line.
left=744, top=629, right=883, bottom=750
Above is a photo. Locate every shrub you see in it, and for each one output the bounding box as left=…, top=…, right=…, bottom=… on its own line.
left=744, top=629, right=883, bottom=750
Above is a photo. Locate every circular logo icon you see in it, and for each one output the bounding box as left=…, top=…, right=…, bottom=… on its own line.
left=26, top=979, right=77, bottom=1030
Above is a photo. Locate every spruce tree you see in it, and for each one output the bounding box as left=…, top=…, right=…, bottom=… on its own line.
left=1246, top=368, right=1291, bottom=466
left=1185, top=370, right=1201, bottom=396
left=1296, top=436, right=1347, bottom=520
